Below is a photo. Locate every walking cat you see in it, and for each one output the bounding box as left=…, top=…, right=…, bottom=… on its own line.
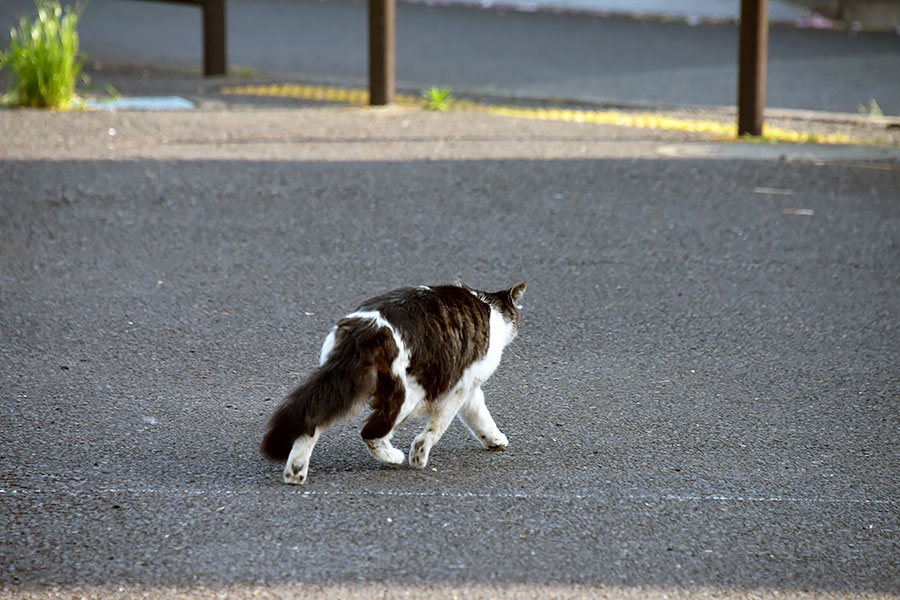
left=261, top=282, right=526, bottom=484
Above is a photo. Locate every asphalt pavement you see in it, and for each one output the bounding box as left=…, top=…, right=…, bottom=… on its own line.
left=1, top=0, right=899, bottom=597
left=1, top=0, right=899, bottom=114
left=1, top=94, right=899, bottom=600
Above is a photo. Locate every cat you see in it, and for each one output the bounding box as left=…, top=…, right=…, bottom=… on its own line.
left=261, top=281, right=526, bottom=484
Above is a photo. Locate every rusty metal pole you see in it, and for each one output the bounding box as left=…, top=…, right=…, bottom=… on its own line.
left=369, top=0, right=395, bottom=105
left=737, top=0, right=768, bottom=136
left=202, top=0, right=227, bottom=76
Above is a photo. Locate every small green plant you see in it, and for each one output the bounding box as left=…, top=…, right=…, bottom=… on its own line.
left=233, top=65, right=257, bottom=78
left=422, top=86, right=453, bottom=112
left=0, top=0, right=84, bottom=109
left=104, top=83, right=120, bottom=101
left=858, top=98, right=883, bottom=118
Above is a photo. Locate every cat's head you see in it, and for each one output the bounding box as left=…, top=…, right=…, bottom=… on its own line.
left=461, top=281, right=527, bottom=334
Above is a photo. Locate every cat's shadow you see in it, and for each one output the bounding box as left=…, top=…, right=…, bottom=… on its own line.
left=253, top=421, right=505, bottom=487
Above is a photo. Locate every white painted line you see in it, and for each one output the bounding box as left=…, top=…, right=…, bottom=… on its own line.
left=0, top=486, right=895, bottom=506
left=753, top=186, right=794, bottom=195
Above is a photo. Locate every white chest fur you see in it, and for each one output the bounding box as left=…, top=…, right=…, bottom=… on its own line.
left=464, top=307, right=514, bottom=387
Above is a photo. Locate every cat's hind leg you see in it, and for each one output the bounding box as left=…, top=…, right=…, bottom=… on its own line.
left=458, top=386, right=508, bottom=449
left=409, top=386, right=469, bottom=469
left=361, top=371, right=412, bottom=466
left=284, top=428, right=321, bottom=485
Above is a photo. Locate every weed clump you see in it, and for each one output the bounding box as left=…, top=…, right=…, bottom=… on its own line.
left=0, top=0, right=84, bottom=109
left=422, top=86, right=453, bottom=112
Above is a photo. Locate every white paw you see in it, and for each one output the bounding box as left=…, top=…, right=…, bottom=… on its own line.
left=365, top=439, right=406, bottom=466
left=381, top=446, right=405, bottom=466
left=283, top=459, right=309, bottom=485
left=409, top=435, right=431, bottom=469
left=483, top=431, right=508, bottom=449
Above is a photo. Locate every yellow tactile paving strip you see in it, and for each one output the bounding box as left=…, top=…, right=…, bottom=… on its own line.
left=220, top=83, right=858, bottom=145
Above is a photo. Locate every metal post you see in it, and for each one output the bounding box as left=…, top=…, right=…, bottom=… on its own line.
left=202, top=0, right=227, bottom=76
left=737, top=0, right=768, bottom=136
left=368, top=0, right=395, bottom=105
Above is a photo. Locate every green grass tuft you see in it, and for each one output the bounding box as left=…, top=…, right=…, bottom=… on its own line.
left=422, top=86, right=453, bottom=112
left=858, top=98, right=883, bottom=118
left=233, top=65, right=257, bottom=78
left=0, top=0, right=84, bottom=109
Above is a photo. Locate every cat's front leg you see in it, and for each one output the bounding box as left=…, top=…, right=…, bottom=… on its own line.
left=408, top=431, right=432, bottom=468
left=409, top=387, right=468, bottom=468
left=458, top=386, right=508, bottom=449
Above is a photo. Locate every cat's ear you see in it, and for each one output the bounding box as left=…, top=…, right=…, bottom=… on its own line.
left=509, top=282, right=527, bottom=305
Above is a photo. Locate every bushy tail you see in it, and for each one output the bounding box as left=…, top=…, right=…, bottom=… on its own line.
left=259, top=367, right=353, bottom=460
left=260, top=317, right=398, bottom=461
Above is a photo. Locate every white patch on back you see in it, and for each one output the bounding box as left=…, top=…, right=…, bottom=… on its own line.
left=321, top=310, right=410, bottom=381
left=344, top=310, right=392, bottom=330
left=343, top=310, right=409, bottom=382
left=318, top=326, right=337, bottom=366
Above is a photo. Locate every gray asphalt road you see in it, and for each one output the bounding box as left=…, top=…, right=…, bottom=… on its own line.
left=1, top=107, right=898, bottom=598
left=1, top=0, right=899, bottom=114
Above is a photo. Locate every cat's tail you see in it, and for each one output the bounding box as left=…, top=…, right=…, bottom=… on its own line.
left=260, top=316, right=399, bottom=461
